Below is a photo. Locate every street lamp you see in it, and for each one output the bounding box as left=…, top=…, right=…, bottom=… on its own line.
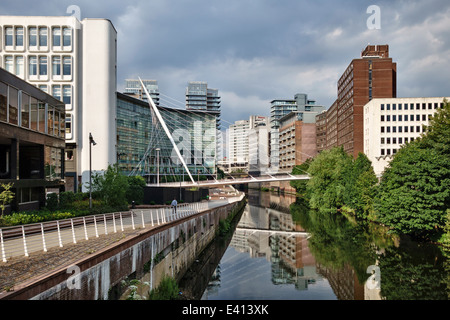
left=89, top=132, right=97, bottom=210
left=155, top=148, right=160, bottom=186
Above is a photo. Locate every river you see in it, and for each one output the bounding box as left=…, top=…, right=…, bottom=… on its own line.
left=180, top=188, right=449, bottom=300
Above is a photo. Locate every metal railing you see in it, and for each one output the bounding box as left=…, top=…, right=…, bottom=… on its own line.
left=0, top=201, right=210, bottom=263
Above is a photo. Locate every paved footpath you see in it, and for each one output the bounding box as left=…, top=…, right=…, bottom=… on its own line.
left=0, top=196, right=240, bottom=296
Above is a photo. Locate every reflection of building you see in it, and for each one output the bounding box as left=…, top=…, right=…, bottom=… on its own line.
left=116, top=92, right=217, bottom=182
left=230, top=197, right=323, bottom=291
left=0, top=67, right=65, bottom=212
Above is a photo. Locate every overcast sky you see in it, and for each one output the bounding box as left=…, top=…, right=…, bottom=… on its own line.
left=2, top=0, right=450, bottom=128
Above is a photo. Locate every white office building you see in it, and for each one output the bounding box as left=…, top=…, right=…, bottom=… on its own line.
left=363, top=97, right=448, bottom=176
left=0, top=16, right=117, bottom=191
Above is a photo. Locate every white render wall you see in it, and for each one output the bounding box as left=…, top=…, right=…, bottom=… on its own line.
left=80, top=19, right=117, bottom=191
left=0, top=16, right=117, bottom=191
left=363, top=97, right=448, bottom=177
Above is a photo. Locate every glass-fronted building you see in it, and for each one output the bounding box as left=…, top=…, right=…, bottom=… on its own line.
left=0, top=67, right=65, bottom=212
left=116, top=92, right=217, bottom=183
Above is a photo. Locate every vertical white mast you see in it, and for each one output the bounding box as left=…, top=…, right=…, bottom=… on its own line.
left=139, top=77, right=197, bottom=185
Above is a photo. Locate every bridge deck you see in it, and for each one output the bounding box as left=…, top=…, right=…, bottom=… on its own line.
left=147, top=174, right=310, bottom=188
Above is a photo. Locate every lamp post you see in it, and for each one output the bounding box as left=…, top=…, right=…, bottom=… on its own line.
left=89, top=133, right=97, bottom=210
left=155, top=148, right=160, bottom=186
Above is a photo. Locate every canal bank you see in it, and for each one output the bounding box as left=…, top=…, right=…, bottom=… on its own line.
left=0, top=195, right=246, bottom=300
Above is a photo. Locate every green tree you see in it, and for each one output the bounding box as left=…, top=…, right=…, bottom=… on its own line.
left=306, top=147, right=353, bottom=212
left=375, top=100, right=450, bottom=238
left=126, top=175, right=146, bottom=205
left=0, top=183, right=14, bottom=216
left=290, top=157, right=312, bottom=197
left=91, top=164, right=129, bottom=208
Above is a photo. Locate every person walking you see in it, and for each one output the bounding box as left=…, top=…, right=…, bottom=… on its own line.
left=171, top=198, right=178, bottom=217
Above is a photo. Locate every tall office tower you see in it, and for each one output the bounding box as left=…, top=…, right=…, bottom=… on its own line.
left=248, top=116, right=269, bottom=176
left=228, top=119, right=250, bottom=173
left=124, top=79, right=160, bottom=105
left=337, top=44, right=397, bottom=158
left=186, top=81, right=221, bottom=161
left=269, top=93, right=324, bottom=171
left=0, top=16, right=117, bottom=192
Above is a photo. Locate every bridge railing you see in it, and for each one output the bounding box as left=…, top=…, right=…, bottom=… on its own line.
left=0, top=201, right=211, bottom=263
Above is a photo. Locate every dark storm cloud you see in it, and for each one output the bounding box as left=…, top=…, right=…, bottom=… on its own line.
left=1, top=0, right=450, bottom=126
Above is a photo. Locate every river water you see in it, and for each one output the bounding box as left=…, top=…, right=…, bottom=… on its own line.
left=188, top=189, right=449, bottom=300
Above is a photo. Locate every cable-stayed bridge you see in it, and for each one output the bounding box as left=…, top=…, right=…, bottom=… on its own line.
left=135, top=78, right=310, bottom=188
left=147, top=173, right=310, bottom=187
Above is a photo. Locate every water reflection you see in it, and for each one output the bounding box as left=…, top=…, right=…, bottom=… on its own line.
left=195, top=189, right=449, bottom=300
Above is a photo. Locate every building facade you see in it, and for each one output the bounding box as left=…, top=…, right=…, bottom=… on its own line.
left=363, top=97, right=448, bottom=176
left=0, top=16, right=117, bottom=192
left=0, top=67, right=65, bottom=212
left=336, top=44, right=397, bottom=158
left=270, top=93, right=324, bottom=171
left=124, top=79, right=160, bottom=105
left=278, top=112, right=318, bottom=172
left=116, top=92, right=217, bottom=183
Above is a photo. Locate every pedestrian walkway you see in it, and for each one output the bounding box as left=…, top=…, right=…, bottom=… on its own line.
left=0, top=195, right=243, bottom=295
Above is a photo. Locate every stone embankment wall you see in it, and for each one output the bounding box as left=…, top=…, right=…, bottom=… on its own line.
left=2, top=197, right=246, bottom=300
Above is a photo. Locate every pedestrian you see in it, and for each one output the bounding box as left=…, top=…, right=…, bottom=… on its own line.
left=171, top=198, right=178, bottom=215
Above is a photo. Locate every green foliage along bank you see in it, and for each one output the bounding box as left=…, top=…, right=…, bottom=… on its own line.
left=290, top=99, right=450, bottom=241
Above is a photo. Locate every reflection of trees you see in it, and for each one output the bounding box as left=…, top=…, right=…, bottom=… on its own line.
left=290, top=199, right=386, bottom=284
left=378, top=237, right=448, bottom=300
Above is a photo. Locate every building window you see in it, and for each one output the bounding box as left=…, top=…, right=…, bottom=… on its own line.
left=416, top=114, right=420, bottom=121
left=387, top=149, right=391, bottom=155
left=393, top=104, right=396, bottom=110
left=399, top=137, right=403, bottom=144
left=410, top=114, right=414, bottom=121
left=381, top=149, right=385, bottom=156
left=386, top=115, right=390, bottom=121
left=63, top=85, right=71, bottom=105
left=52, top=56, right=61, bottom=76
left=393, top=126, right=397, bottom=133
left=52, top=85, right=61, bottom=101
left=39, top=27, right=47, bottom=46
left=399, top=126, right=403, bottom=133
left=52, top=27, right=61, bottom=47
left=422, top=114, right=427, bottom=121
left=5, top=56, right=13, bottom=73
left=8, top=86, right=18, bottom=125
left=386, top=126, right=391, bottom=133
left=30, top=97, right=38, bottom=130
left=416, top=126, right=420, bottom=133
left=29, top=56, right=37, bottom=76
left=398, top=115, right=402, bottom=121
left=380, top=104, right=384, bottom=111
left=15, top=27, right=24, bottom=47
left=381, top=138, right=385, bottom=144
left=38, top=85, right=47, bottom=93
left=15, top=56, right=24, bottom=78
left=387, top=104, right=391, bottom=111
left=392, top=115, right=396, bottom=121
left=416, top=103, right=420, bottom=110
left=381, top=115, right=385, bottom=122
left=404, top=103, right=408, bottom=110
left=398, top=104, right=402, bottom=110
left=381, top=126, right=385, bottom=133
left=63, top=56, right=71, bottom=76
left=63, top=27, right=71, bottom=47
left=410, top=126, right=414, bottom=132
left=393, top=137, right=397, bottom=144
left=0, top=82, right=7, bottom=122
left=29, top=27, right=37, bottom=47
left=387, top=138, right=391, bottom=144
left=39, top=56, right=47, bottom=76
left=5, top=27, right=13, bottom=46
left=21, top=92, right=30, bottom=128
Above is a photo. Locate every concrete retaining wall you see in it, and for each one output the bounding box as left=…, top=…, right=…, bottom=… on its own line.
left=1, top=197, right=246, bottom=300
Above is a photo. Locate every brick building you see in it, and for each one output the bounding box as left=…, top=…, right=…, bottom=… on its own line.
left=336, top=44, right=397, bottom=157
